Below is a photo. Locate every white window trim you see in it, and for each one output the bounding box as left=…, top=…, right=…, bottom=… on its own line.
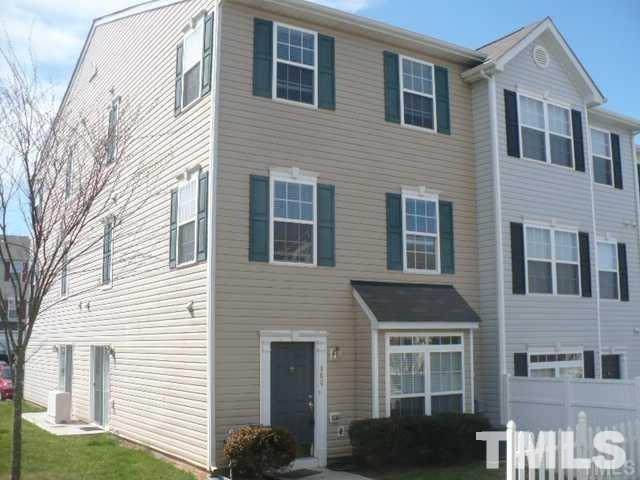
left=399, top=54, right=437, bottom=133
left=517, top=93, right=575, bottom=169
left=590, top=126, right=614, bottom=187
left=175, top=173, right=200, bottom=267
left=107, top=97, right=120, bottom=163
left=401, top=188, right=440, bottom=274
left=180, top=19, right=205, bottom=111
left=597, top=239, right=620, bottom=301
left=523, top=223, right=581, bottom=297
left=269, top=168, right=318, bottom=267
left=272, top=22, right=319, bottom=109
left=385, top=332, right=465, bottom=417
left=101, top=220, right=114, bottom=288
left=528, top=348, right=584, bottom=378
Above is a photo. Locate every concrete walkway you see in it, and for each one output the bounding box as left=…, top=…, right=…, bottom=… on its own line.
left=23, top=412, right=105, bottom=436
left=271, top=469, right=373, bottom=480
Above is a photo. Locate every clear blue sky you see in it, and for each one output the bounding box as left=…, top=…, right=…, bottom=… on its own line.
left=3, top=0, right=639, bottom=235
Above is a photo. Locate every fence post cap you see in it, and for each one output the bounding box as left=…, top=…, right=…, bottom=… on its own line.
left=578, top=411, right=587, bottom=422
left=506, top=420, right=516, bottom=430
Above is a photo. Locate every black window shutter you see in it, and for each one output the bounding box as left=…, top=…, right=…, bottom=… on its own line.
left=317, top=34, right=336, bottom=111
left=175, top=42, right=183, bottom=113
left=253, top=19, right=273, bottom=98
left=383, top=52, right=400, bottom=124
left=514, top=353, right=528, bottom=377
left=578, top=232, right=592, bottom=297
left=571, top=110, right=585, bottom=172
left=612, top=133, right=623, bottom=189
left=317, top=184, right=336, bottom=266
left=386, top=193, right=402, bottom=270
left=434, top=66, right=450, bottom=135
left=504, top=90, right=520, bottom=158
left=583, top=351, right=595, bottom=379
left=201, top=13, right=214, bottom=96
left=510, top=222, right=526, bottom=294
left=196, top=171, right=209, bottom=262
left=618, top=243, right=629, bottom=301
left=438, top=201, right=454, bottom=273
left=169, top=190, right=178, bottom=268
left=249, top=175, right=269, bottom=262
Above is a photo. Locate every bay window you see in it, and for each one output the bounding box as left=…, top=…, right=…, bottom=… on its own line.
left=387, top=334, right=464, bottom=417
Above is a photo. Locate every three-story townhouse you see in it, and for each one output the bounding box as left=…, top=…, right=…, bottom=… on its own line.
left=464, top=18, right=640, bottom=425
left=22, top=0, right=639, bottom=474
left=1, top=236, right=31, bottom=361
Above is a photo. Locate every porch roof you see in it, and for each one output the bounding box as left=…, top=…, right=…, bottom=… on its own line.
left=351, top=280, right=481, bottom=325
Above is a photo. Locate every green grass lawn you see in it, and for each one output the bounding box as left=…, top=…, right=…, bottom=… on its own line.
left=367, top=463, right=505, bottom=480
left=0, top=401, right=196, bottom=480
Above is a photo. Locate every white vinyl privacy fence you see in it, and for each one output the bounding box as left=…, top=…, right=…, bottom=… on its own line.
left=504, top=374, right=640, bottom=432
left=506, top=412, right=640, bottom=480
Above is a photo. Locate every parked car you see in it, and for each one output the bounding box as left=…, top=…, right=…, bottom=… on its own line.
left=0, top=366, right=14, bottom=400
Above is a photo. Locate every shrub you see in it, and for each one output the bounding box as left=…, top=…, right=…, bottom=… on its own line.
left=224, top=425, right=296, bottom=478
left=349, top=413, right=492, bottom=468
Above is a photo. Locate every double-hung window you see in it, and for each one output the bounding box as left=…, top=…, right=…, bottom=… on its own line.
left=102, top=221, right=113, bottom=286
left=597, top=241, right=619, bottom=300
left=64, top=157, right=73, bottom=200
left=403, top=192, right=439, bottom=273
left=591, top=128, right=613, bottom=186
left=529, top=351, right=583, bottom=378
left=270, top=173, right=316, bottom=265
left=181, top=20, right=204, bottom=109
left=274, top=24, right=317, bottom=106
left=388, top=335, right=464, bottom=417
left=519, top=94, right=574, bottom=167
left=7, top=299, right=17, bottom=320
left=400, top=56, right=435, bottom=131
left=525, top=226, right=580, bottom=295
left=176, top=176, right=198, bottom=265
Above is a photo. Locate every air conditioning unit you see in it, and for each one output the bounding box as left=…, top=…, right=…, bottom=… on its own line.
left=47, top=391, right=71, bottom=424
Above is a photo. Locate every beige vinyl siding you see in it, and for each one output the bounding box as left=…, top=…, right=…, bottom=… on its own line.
left=214, top=2, right=480, bottom=460
left=24, top=0, right=213, bottom=468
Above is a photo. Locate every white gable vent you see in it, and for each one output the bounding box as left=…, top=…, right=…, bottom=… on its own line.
left=533, top=45, right=549, bottom=69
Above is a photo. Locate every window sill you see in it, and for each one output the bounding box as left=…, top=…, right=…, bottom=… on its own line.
left=515, top=155, right=579, bottom=173
left=271, top=96, right=318, bottom=110
left=399, top=121, right=438, bottom=135
left=174, top=91, right=210, bottom=117
left=101, top=283, right=113, bottom=291
left=594, top=182, right=619, bottom=191
left=269, top=260, right=317, bottom=268
left=403, top=268, right=441, bottom=275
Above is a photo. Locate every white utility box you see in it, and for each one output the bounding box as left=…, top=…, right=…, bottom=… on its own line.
left=47, top=391, right=71, bottom=424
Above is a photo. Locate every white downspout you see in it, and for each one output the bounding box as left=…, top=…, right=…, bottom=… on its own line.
left=207, top=0, right=224, bottom=474
left=584, top=113, right=603, bottom=378
left=371, top=329, right=379, bottom=418
left=632, top=136, right=640, bottom=261
left=482, top=69, right=507, bottom=424
left=470, top=329, right=475, bottom=414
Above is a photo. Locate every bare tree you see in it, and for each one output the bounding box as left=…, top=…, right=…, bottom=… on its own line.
left=0, top=39, right=159, bottom=480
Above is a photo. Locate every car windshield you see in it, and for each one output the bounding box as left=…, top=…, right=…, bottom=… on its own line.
left=0, top=369, right=12, bottom=380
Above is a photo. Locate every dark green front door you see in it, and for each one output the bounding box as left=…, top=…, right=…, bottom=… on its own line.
left=271, top=342, right=315, bottom=457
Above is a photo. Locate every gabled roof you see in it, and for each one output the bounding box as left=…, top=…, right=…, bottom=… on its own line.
left=464, top=17, right=605, bottom=106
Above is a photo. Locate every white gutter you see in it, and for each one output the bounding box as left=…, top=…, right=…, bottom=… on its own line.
left=370, top=330, right=379, bottom=418
left=584, top=110, right=603, bottom=378
left=207, top=0, right=224, bottom=474
left=481, top=69, right=507, bottom=424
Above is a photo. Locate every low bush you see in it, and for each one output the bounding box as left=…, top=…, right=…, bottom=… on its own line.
left=349, top=413, right=491, bottom=468
left=224, top=425, right=296, bottom=479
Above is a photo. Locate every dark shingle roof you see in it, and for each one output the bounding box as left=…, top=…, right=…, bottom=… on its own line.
left=352, top=280, right=481, bottom=324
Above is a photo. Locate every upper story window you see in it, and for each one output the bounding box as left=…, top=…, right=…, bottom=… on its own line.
left=61, top=254, right=69, bottom=298
left=106, top=97, right=119, bottom=164
left=270, top=171, right=317, bottom=265
left=591, top=128, right=613, bottom=186
left=175, top=13, right=214, bottom=113
left=597, top=241, right=619, bottom=300
left=402, top=190, right=439, bottom=273
left=169, top=169, right=209, bottom=268
left=64, top=158, right=73, bottom=200
left=5, top=299, right=17, bottom=320
left=274, top=24, right=317, bottom=106
left=519, top=94, right=574, bottom=168
left=102, top=220, right=114, bottom=286
left=401, top=56, right=435, bottom=131
left=525, top=226, right=580, bottom=295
